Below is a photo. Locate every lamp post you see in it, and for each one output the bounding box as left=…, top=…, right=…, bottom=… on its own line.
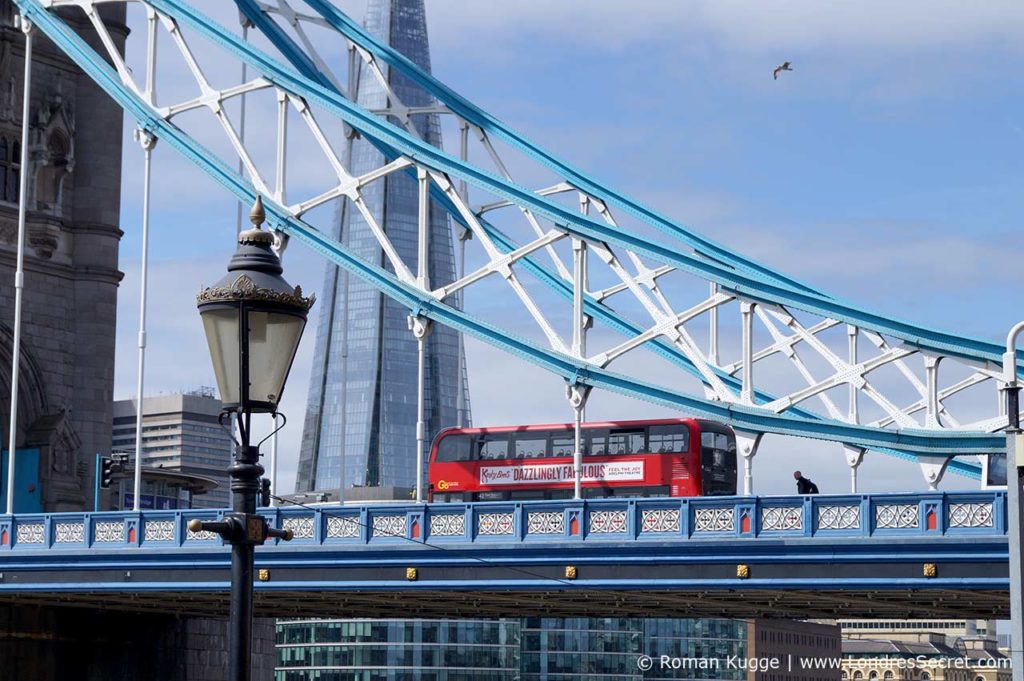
left=1005, top=322, right=1024, bottom=681
left=192, top=196, right=314, bottom=681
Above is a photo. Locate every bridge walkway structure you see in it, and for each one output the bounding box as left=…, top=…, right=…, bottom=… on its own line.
left=0, top=492, right=1008, bottom=620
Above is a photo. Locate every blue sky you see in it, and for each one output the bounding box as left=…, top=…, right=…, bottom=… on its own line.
left=111, top=1, right=1024, bottom=495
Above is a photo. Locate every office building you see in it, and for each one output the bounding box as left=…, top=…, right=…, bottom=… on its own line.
left=111, top=391, right=232, bottom=509
left=838, top=619, right=1010, bottom=681
left=276, top=617, right=750, bottom=681
left=838, top=620, right=998, bottom=643
left=747, top=619, right=841, bottom=680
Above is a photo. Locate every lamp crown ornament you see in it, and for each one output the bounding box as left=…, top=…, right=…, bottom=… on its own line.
left=197, top=195, right=314, bottom=310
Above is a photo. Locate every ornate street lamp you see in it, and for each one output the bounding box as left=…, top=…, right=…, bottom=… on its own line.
left=190, top=196, right=314, bottom=681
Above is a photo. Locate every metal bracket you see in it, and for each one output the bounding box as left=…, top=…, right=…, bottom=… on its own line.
left=133, top=127, right=157, bottom=152
left=565, top=382, right=591, bottom=410
left=408, top=314, right=432, bottom=340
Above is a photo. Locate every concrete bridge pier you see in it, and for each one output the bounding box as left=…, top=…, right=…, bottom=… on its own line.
left=0, top=604, right=275, bottom=680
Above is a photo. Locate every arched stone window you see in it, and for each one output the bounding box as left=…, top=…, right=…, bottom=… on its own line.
left=0, top=132, right=20, bottom=203
left=869, top=673, right=878, bottom=680
left=853, top=672, right=863, bottom=680
left=884, top=672, right=894, bottom=680
left=921, top=673, right=931, bottom=681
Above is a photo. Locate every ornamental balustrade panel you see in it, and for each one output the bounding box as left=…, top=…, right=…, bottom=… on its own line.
left=371, top=515, right=407, bottom=539
left=692, top=506, right=735, bottom=533
left=816, top=505, right=861, bottom=531
left=526, top=511, right=564, bottom=535
left=282, top=516, right=316, bottom=540
left=0, top=494, right=1009, bottom=553
left=93, top=520, right=125, bottom=543
left=326, top=516, right=361, bottom=539
left=54, top=521, right=85, bottom=544
left=640, top=508, right=681, bottom=534
left=760, top=506, right=803, bottom=532
left=144, top=519, right=176, bottom=543
left=874, top=503, right=920, bottom=530
left=477, top=511, right=515, bottom=536
left=429, top=513, right=466, bottom=537
left=947, top=502, right=994, bottom=529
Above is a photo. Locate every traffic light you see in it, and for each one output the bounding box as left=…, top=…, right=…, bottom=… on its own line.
left=260, top=478, right=271, bottom=507
left=99, top=457, right=114, bottom=489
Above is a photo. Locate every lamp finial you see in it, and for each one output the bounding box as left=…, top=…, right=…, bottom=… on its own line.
left=250, top=195, right=265, bottom=228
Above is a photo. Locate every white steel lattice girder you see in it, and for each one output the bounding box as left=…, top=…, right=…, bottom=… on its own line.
left=16, top=0, right=1016, bottom=476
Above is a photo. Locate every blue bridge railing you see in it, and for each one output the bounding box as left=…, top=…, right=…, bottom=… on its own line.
left=0, top=492, right=1005, bottom=552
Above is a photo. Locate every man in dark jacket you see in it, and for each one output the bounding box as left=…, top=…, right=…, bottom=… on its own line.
left=793, top=471, right=819, bottom=494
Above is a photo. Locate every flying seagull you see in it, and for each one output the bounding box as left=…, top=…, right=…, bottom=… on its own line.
left=773, top=61, right=793, bottom=80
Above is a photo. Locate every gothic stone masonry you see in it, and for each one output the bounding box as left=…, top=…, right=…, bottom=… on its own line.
left=0, top=1, right=125, bottom=511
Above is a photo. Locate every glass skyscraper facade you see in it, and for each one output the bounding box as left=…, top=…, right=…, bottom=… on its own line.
left=296, top=0, right=469, bottom=494
left=276, top=618, right=749, bottom=681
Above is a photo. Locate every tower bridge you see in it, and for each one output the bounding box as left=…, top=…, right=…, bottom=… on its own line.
left=0, top=492, right=1010, bottom=620
left=2, top=0, right=1014, bottom=508
left=0, top=1, right=1020, bottom=679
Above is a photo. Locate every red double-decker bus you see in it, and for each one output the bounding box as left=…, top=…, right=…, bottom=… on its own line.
left=428, top=418, right=737, bottom=502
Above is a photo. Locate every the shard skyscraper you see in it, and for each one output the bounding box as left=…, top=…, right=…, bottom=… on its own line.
left=296, top=0, right=470, bottom=495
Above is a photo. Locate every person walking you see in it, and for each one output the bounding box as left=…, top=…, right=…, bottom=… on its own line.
left=793, top=470, right=819, bottom=495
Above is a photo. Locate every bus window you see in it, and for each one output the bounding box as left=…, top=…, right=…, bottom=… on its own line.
left=433, top=492, right=468, bottom=503
left=513, top=435, right=548, bottom=458
left=436, top=434, right=473, bottom=462
left=550, top=434, right=576, bottom=457
left=701, top=428, right=737, bottom=495
left=478, top=435, right=509, bottom=460
left=649, top=424, right=689, bottom=454
left=608, top=429, right=644, bottom=455
left=588, top=430, right=610, bottom=456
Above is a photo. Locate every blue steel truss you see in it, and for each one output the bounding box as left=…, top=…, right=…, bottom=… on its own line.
left=10, top=0, right=1016, bottom=480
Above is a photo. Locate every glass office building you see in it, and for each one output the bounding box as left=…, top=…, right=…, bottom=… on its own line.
left=276, top=618, right=749, bottom=681
left=295, top=0, right=470, bottom=495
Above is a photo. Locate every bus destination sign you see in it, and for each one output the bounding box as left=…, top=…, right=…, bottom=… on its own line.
left=479, top=461, right=645, bottom=486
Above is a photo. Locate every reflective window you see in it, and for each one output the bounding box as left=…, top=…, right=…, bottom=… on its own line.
left=550, top=435, right=575, bottom=457
left=436, top=434, right=472, bottom=462
left=478, top=435, right=509, bottom=460
left=513, top=436, right=548, bottom=459
left=607, top=430, right=644, bottom=455
left=590, top=429, right=645, bottom=456
left=648, top=424, right=689, bottom=454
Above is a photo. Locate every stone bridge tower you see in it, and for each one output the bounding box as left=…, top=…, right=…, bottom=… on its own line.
left=0, top=1, right=125, bottom=512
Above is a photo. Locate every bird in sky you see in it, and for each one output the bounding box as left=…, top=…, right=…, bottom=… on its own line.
left=773, top=61, right=793, bottom=80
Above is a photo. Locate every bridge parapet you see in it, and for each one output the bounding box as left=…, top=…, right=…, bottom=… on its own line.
left=0, top=492, right=1005, bottom=552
